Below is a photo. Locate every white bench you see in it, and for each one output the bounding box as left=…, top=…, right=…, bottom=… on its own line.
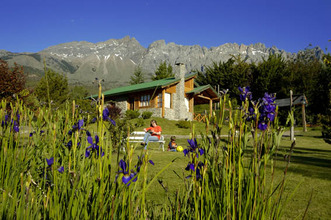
left=125, top=131, right=165, bottom=151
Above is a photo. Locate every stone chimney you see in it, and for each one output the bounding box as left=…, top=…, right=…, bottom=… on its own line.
left=174, top=62, right=189, bottom=120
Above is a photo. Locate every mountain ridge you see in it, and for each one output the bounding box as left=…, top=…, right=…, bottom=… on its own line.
left=0, top=36, right=323, bottom=91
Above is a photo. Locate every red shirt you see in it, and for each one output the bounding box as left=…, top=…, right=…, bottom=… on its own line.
left=145, top=125, right=162, bottom=140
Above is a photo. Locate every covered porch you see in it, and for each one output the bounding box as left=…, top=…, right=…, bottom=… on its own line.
left=186, top=85, right=220, bottom=120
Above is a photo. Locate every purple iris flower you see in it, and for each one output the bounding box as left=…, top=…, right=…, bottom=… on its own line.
left=72, top=119, right=84, bottom=131
left=184, top=139, right=204, bottom=157
left=57, top=166, right=64, bottom=173
left=185, top=167, right=203, bottom=180
left=122, top=174, right=132, bottom=185
left=239, top=86, right=252, bottom=102
left=13, top=121, right=19, bottom=132
left=257, top=92, right=278, bottom=130
left=1, top=115, right=9, bottom=127
left=67, top=140, right=72, bottom=150
left=118, top=159, right=135, bottom=186
left=183, top=149, right=189, bottom=156
left=185, top=162, right=195, bottom=171
left=258, top=121, right=268, bottom=131
left=86, top=130, right=91, bottom=136
left=196, top=168, right=202, bottom=180
left=102, top=108, right=110, bottom=121
left=102, top=108, right=116, bottom=126
left=245, top=106, right=256, bottom=121
left=2, top=114, right=20, bottom=133
left=117, top=156, right=153, bottom=186
left=85, top=134, right=104, bottom=158
left=46, top=157, right=54, bottom=167
left=188, top=138, right=198, bottom=150
left=199, top=148, right=204, bottom=156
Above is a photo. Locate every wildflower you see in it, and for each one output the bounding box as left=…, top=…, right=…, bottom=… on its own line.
left=238, top=86, right=252, bottom=102
left=102, top=108, right=116, bottom=126
left=72, top=119, right=84, bottom=131
left=245, top=106, right=256, bottom=121
left=185, top=162, right=204, bottom=180
left=258, top=121, right=268, bottom=131
left=57, top=166, right=64, bottom=173
left=86, top=130, right=91, bottom=136
left=90, top=117, right=97, bottom=123
left=2, top=114, right=20, bottom=133
left=46, top=157, right=54, bottom=167
left=185, top=162, right=195, bottom=171
left=85, top=134, right=104, bottom=158
left=66, top=140, right=72, bottom=150
left=117, top=156, right=154, bottom=186
left=183, top=139, right=204, bottom=157
left=12, top=121, right=19, bottom=132
left=1, top=114, right=9, bottom=127
left=257, top=93, right=277, bottom=131
left=118, top=159, right=137, bottom=186
left=29, top=130, right=45, bottom=137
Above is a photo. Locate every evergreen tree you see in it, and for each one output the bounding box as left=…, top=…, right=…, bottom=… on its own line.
left=251, top=54, right=288, bottom=99
left=35, top=69, right=69, bottom=106
left=130, top=66, right=145, bottom=85
left=152, top=61, right=174, bottom=80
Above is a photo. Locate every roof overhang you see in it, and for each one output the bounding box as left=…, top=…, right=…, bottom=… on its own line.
left=186, top=85, right=220, bottom=104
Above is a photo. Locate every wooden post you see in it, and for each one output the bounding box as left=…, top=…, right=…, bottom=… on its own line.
left=290, top=90, right=295, bottom=141
left=214, top=86, right=217, bottom=110
left=162, top=89, right=165, bottom=118
left=210, top=99, right=213, bottom=117
left=302, top=97, right=307, bottom=132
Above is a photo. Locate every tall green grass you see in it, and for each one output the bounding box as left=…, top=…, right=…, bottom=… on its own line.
left=0, top=92, right=299, bottom=219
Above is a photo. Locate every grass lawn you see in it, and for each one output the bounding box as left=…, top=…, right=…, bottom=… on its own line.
left=121, top=119, right=331, bottom=219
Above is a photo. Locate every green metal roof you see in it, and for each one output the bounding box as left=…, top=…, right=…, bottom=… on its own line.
left=186, top=85, right=220, bottom=98
left=89, top=73, right=197, bottom=98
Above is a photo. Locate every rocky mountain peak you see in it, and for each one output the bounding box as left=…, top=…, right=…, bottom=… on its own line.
left=0, top=36, right=324, bottom=90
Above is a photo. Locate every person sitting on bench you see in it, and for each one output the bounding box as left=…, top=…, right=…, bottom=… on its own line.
left=141, top=119, right=162, bottom=150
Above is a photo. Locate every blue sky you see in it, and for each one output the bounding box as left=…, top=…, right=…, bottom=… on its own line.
left=1, top=0, right=330, bottom=53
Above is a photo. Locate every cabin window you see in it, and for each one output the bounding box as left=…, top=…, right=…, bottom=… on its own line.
left=158, top=93, right=162, bottom=107
left=140, top=94, right=150, bottom=107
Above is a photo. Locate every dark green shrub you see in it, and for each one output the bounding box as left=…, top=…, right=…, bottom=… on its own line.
left=135, top=118, right=145, bottom=127
left=141, top=111, right=153, bottom=119
left=125, top=110, right=140, bottom=119
left=321, top=111, right=331, bottom=144
left=176, top=120, right=190, bottom=129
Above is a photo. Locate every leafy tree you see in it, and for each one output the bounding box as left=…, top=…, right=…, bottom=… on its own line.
left=152, top=61, right=174, bottom=80
left=195, top=55, right=253, bottom=98
left=130, top=66, right=145, bottom=85
left=35, top=69, right=69, bottom=106
left=0, top=59, right=27, bottom=102
left=286, top=52, right=325, bottom=122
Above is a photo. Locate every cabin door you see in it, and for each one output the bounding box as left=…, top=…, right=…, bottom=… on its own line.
left=129, top=97, right=134, bottom=110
